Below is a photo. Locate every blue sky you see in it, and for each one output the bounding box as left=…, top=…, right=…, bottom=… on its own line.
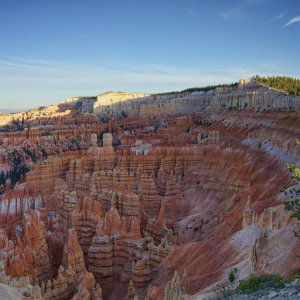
left=0, top=0, right=299, bottom=109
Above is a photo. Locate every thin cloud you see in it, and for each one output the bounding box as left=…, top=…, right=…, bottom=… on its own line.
left=213, top=61, right=283, bottom=79
left=1, top=57, right=294, bottom=110
left=260, top=63, right=279, bottom=71
left=285, top=15, right=300, bottom=26
left=0, top=58, right=239, bottom=108
left=0, top=58, right=232, bottom=85
left=266, top=13, right=285, bottom=24
left=276, top=13, right=285, bottom=20
left=220, top=6, right=245, bottom=20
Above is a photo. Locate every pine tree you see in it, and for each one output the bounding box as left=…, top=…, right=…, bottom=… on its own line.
left=253, top=75, right=300, bottom=96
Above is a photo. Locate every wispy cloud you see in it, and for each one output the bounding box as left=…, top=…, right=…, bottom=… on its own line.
left=220, top=6, right=245, bottom=20
left=0, top=58, right=234, bottom=86
left=266, top=13, right=285, bottom=24
left=285, top=15, right=300, bottom=26
left=213, top=61, right=283, bottom=79
left=0, top=57, right=294, bottom=110
left=260, top=63, right=279, bottom=71
left=276, top=13, right=285, bottom=20
left=0, top=58, right=239, bottom=109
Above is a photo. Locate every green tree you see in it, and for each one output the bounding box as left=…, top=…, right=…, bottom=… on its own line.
left=0, top=170, right=5, bottom=185
left=253, top=75, right=300, bottom=96
left=8, top=149, right=29, bottom=188
left=229, top=269, right=235, bottom=284
left=283, top=139, right=300, bottom=232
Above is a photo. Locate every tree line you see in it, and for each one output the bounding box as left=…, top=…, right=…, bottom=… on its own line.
left=253, top=75, right=300, bottom=96
left=154, top=82, right=238, bottom=96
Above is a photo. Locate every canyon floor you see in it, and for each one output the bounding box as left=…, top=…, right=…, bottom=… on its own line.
left=0, top=79, right=299, bottom=300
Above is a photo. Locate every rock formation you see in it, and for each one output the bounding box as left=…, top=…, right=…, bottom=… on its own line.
left=162, top=271, right=187, bottom=300
left=127, top=279, right=137, bottom=300
left=62, top=229, right=86, bottom=277
left=24, top=211, right=51, bottom=281
left=72, top=197, right=103, bottom=254
left=0, top=80, right=299, bottom=299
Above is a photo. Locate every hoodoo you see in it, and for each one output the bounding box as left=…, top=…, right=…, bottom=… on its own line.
left=0, top=79, right=300, bottom=299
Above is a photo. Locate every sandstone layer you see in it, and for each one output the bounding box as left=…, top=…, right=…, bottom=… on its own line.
left=0, top=79, right=299, bottom=299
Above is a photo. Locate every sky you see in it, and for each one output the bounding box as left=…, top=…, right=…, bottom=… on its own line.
left=0, top=0, right=299, bottom=110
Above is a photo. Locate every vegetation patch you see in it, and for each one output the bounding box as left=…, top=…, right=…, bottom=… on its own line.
left=237, top=275, right=285, bottom=294
left=289, top=270, right=300, bottom=282
left=229, top=268, right=237, bottom=284
left=8, top=149, right=30, bottom=188
left=253, top=75, right=300, bottom=96
left=153, top=82, right=238, bottom=96
left=283, top=139, right=300, bottom=230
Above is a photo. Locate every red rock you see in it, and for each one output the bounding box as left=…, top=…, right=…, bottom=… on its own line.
left=127, top=279, right=137, bottom=300
left=103, top=207, right=123, bottom=236
left=72, top=196, right=103, bottom=254
left=0, top=84, right=299, bottom=298
left=62, top=228, right=86, bottom=277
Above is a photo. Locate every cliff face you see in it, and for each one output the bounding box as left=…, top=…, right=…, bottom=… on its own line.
left=91, top=80, right=300, bottom=118
left=0, top=80, right=299, bottom=299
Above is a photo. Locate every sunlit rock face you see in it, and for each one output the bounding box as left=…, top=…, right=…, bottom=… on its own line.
left=0, top=80, right=299, bottom=299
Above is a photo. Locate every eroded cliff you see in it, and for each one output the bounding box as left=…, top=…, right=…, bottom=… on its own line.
left=0, top=79, right=299, bottom=299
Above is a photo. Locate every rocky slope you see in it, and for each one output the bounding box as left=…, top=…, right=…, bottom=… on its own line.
left=227, top=279, right=300, bottom=300
left=0, top=79, right=299, bottom=299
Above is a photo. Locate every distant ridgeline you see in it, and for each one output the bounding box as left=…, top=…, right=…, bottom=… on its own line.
left=252, top=75, right=300, bottom=96
left=1, top=77, right=300, bottom=131
left=88, top=77, right=300, bottom=118
left=153, top=82, right=239, bottom=96
left=155, top=75, right=300, bottom=96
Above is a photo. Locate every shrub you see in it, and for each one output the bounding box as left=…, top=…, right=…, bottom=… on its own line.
left=7, top=149, right=30, bottom=188
left=274, top=277, right=285, bottom=289
left=229, top=269, right=235, bottom=284
left=100, top=114, right=109, bottom=123
left=289, top=270, right=300, bottom=282
left=237, top=274, right=285, bottom=294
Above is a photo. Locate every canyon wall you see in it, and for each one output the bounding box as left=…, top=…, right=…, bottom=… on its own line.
left=0, top=80, right=299, bottom=299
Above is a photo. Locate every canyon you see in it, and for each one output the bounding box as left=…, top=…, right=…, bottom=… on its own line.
left=0, top=79, right=299, bottom=300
